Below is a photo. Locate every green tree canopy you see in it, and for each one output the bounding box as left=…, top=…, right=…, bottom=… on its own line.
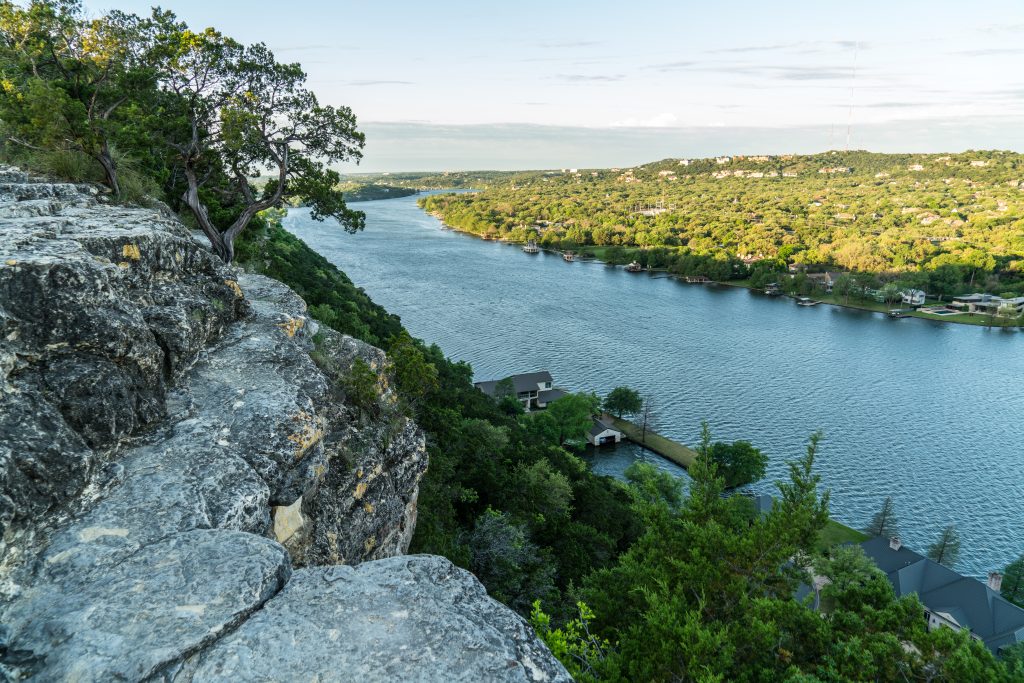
left=707, top=439, right=768, bottom=488
left=602, top=386, right=642, bottom=418
left=154, top=12, right=364, bottom=261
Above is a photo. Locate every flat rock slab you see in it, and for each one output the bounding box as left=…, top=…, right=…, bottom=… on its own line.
left=4, top=529, right=290, bottom=682
left=181, top=555, right=571, bottom=683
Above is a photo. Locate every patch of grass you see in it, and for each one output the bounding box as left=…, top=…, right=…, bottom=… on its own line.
left=817, top=519, right=869, bottom=552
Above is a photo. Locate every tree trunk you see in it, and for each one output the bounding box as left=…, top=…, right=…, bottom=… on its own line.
left=95, top=141, right=121, bottom=199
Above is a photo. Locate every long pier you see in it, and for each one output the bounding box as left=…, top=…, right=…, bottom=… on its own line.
left=606, top=415, right=698, bottom=469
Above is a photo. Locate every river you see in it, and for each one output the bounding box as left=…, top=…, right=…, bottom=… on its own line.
left=284, top=192, right=1024, bottom=578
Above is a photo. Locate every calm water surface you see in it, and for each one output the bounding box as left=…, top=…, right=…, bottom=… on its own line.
left=285, top=193, right=1023, bottom=578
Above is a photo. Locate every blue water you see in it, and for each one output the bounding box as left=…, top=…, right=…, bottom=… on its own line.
left=285, top=193, right=1023, bottom=578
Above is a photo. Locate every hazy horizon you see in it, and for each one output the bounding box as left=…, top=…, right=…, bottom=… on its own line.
left=93, top=0, right=1024, bottom=171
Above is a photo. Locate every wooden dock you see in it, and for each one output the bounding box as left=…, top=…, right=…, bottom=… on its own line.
left=606, top=415, right=698, bottom=469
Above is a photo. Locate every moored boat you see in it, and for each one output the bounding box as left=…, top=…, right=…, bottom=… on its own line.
left=625, top=261, right=643, bottom=272
left=562, top=251, right=576, bottom=262
left=522, top=240, right=539, bottom=253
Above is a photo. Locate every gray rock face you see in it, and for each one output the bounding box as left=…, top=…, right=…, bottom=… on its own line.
left=0, top=169, right=567, bottom=682
left=179, top=556, right=571, bottom=683
left=0, top=167, right=245, bottom=537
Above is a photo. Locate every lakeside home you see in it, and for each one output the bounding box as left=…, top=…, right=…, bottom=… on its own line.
left=474, top=372, right=625, bottom=446
left=951, top=293, right=1024, bottom=316
left=859, top=537, right=1024, bottom=655
left=474, top=371, right=565, bottom=411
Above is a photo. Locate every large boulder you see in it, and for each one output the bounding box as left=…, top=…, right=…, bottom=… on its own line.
left=178, top=555, right=571, bottom=683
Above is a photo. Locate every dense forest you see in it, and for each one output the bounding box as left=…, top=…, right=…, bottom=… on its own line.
left=338, top=181, right=418, bottom=202
left=411, top=152, right=1024, bottom=300
left=3, top=1, right=1024, bottom=679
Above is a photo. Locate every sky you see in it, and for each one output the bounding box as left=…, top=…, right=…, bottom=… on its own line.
left=93, top=0, right=1024, bottom=171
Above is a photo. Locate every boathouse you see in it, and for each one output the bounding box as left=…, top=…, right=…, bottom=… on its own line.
left=587, top=418, right=622, bottom=446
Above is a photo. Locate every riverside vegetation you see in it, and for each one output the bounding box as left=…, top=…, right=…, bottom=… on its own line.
left=411, top=153, right=1024, bottom=315
left=3, top=1, right=1024, bottom=679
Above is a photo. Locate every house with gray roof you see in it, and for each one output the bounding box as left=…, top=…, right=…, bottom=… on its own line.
left=474, top=371, right=562, bottom=411
left=587, top=417, right=622, bottom=446
left=859, top=536, right=1024, bottom=654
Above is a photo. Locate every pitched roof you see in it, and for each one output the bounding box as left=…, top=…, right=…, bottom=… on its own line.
left=859, top=537, right=1024, bottom=653
left=474, top=371, right=553, bottom=396
left=589, top=418, right=620, bottom=438
left=538, top=388, right=566, bottom=404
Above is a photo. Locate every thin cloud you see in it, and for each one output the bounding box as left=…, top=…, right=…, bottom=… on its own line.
left=710, top=40, right=866, bottom=54
left=955, top=47, right=1024, bottom=56
left=345, top=80, right=415, bottom=86
left=649, top=60, right=696, bottom=71
left=553, top=73, right=625, bottom=82
left=855, top=101, right=934, bottom=109
left=651, top=63, right=857, bottom=81
left=537, top=40, right=602, bottom=48
left=275, top=44, right=359, bottom=53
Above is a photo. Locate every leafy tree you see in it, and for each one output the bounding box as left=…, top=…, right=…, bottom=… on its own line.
left=1003, top=554, right=1024, bottom=608
left=466, top=508, right=555, bottom=613
left=343, top=358, right=379, bottom=418
left=386, top=330, right=438, bottom=410
left=158, top=19, right=365, bottom=261
left=864, top=495, right=899, bottom=537
left=530, top=601, right=613, bottom=683
left=532, top=392, right=599, bottom=446
left=880, top=281, right=903, bottom=307
left=602, top=385, right=642, bottom=418
left=707, top=439, right=768, bottom=488
left=0, top=0, right=161, bottom=196
left=927, top=524, right=962, bottom=568
left=623, top=461, right=683, bottom=509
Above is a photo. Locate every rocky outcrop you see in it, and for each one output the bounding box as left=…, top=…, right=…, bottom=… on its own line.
left=176, top=555, right=569, bottom=682
left=0, top=169, right=569, bottom=682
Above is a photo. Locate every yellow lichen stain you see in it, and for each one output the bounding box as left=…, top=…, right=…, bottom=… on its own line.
left=327, top=531, right=340, bottom=563
left=363, top=536, right=377, bottom=554
left=276, top=316, right=304, bottom=338
left=4, top=259, right=16, bottom=266
left=121, top=244, right=141, bottom=260
left=117, top=261, right=130, bottom=269
left=356, top=468, right=363, bottom=479
left=363, top=502, right=374, bottom=514
left=354, top=482, right=368, bottom=500
left=286, top=410, right=324, bottom=459
left=223, top=279, right=243, bottom=298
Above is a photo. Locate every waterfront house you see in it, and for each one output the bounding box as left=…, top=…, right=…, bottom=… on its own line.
left=901, top=289, right=926, bottom=306
left=587, top=417, right=623, bottom=446
left=951, top=293, right=1024, bottom=316
left=859, top=536, right=1024, bottom=655
left=477, top=370, right=557, bottom=409
left=475, top=371, right=562, bottom=411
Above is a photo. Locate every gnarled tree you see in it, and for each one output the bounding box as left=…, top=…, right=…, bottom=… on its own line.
left=160, top=23, right=364, bottom=262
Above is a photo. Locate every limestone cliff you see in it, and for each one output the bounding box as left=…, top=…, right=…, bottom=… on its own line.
left=0, top=169, right=570, bottom=682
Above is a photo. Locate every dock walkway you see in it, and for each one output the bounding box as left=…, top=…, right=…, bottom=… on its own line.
left=606, top=415, right=698, bottom=469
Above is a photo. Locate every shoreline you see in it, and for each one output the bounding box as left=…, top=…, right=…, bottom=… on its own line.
left=428, top=216, right=1020, bottom=330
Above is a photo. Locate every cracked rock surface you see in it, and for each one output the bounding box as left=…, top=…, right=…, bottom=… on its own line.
left=0, top=169, right=568, bottom=682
